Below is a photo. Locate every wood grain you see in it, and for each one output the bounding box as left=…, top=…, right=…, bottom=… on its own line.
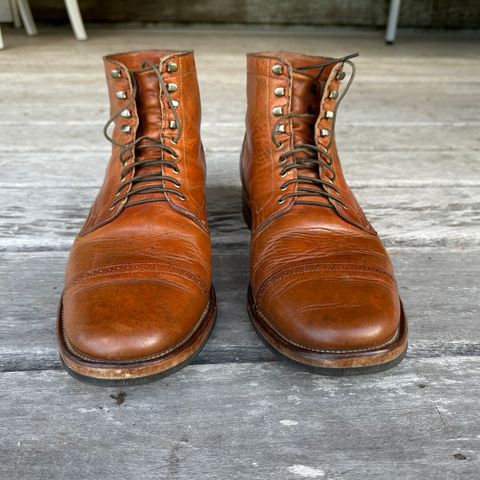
left=2, top=82, right=479, bottom=124
left=0, top=184, right=479, bottom=252
left=2, top=151, right=480, bottom=188
left=0, top=247, right=478, bottom=371
left=2, top=123, right=479, bottom=155
left=1, top=359, right=479, bottom=479
left=0, top=27, right=479, bottom=479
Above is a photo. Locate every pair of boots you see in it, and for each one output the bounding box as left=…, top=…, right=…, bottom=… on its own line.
left=58, top=50, right=408, bottom=385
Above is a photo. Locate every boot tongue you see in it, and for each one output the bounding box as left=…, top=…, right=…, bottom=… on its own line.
left=290, top=71, right=322, bottom=178
left=291, top=71, right=321, bottom=143
left=133, top=69, right=163, bottom=157
left=123, top=68, right=168, bottom=205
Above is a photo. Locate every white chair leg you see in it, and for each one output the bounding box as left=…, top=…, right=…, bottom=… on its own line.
left=16, top=0, right=38, bottom=36
left=10, top=0, right=22, bottom=28
left=385, top=0, right=401, bottom=44
left=64, top=0, right=87, bottom=41
left=0, top=26, right=4, bottom=50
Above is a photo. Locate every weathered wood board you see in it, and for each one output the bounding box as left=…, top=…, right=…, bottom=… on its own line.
left=1, top=359, right=479, bottom=480
left=3, top=151, right=480, bottom=188
left=1, top=185, right=479, bottom=251
left=0, top=27, right=479, bottom=480
left=2, top=83, right=480, bottom=125
left=2, top=123, right=479, bottom=154
left=0, top=247, right=478, bottom=372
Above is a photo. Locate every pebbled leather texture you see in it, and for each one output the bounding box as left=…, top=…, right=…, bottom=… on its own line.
left=61, top=50, right=212, bottom=364
left=241, top=51, right=405, bottom=355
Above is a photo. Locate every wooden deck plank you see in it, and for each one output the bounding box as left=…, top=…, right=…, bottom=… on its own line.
left=0, top=359, right=479, bottom=480
left=2, top=150, right=480, bottom=188
left=0, top=247, right=478, bottom=371
left=2, top=83, right=479, bottom=125
left=2, top=124, right=478, bottom=154
left=0, top=184, right=479, bottom=252
left=0, top=26, right=479, bottom=478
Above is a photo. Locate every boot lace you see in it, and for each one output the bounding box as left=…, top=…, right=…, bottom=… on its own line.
left=103, top=59, right=183, bottom=209
left=272, top=53, right=358, bottom=208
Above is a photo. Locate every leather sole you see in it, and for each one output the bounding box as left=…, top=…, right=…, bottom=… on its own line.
left=57, top=287, right=217, bottom=386
left=248, top=285, right=408, bottom=375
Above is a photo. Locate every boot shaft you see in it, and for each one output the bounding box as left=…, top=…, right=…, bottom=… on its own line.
left=81, top=50, right=207, bottom=235
left=241, top=51, right=374, bottom=234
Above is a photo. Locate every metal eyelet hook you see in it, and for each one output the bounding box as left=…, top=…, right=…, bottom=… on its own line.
left=266, top=53, right=359, bottom=209
left=102, top=60, right=189, bottom=209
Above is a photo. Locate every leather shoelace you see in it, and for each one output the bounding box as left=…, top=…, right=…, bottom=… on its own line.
left=103, top=59, right=183, bottom=209
left=271, top=53, right=359, bottom=208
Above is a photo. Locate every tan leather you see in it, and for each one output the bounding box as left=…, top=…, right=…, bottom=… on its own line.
left=59, top=50, right=214, bottom=373
left=241, top=51, right=406, bottom=365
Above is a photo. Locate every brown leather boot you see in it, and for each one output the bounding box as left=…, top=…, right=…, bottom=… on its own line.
left=58, top=50, right=216, bottom=385
left=241, top=52, right=407, bottom=374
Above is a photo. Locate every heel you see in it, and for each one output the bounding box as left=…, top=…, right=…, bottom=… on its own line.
left=242, top=189, right=252, bottom=230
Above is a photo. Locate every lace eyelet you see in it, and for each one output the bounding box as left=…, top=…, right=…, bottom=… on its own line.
left=279, top=156, right=286, bottom=164
left=174, top=182, right=181, bottom=188
left=171, top=138, right=178, bottom=144
left=280, top=171, right=287, bottom=177
left=278, top=197, right=286, bottom=204
left=173, top=167, right=180, bottom=174
left=276, top=141, right=283, bottom=149
left=179, top=195, right=187, bottom=201
left=280, top=184, right=287, bottom=191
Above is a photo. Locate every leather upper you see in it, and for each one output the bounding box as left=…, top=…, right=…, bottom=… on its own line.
left=62, top=50, right=211, bottom=362
left=241, top=52, right=402, bottom=352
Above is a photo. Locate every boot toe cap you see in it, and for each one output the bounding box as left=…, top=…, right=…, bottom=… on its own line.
left=62, top=278, right=209, bottom=363
left=257, top=269, right=401, bottom=352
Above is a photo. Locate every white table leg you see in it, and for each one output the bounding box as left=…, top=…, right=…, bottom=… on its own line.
left=10, top=0, right=22, bottom=28
left=385, top=0, right=401, bottom=44
left=16, top=0, right=38, bottom=36
left=64, top=0, right=88, bottom=41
